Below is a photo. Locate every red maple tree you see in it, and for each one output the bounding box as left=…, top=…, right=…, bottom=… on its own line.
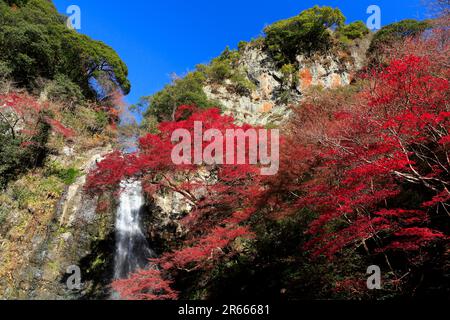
left=87, top=28, right=449, bottom=299
left=88, top=106, right=271, bottom=299
left=265, top=31, right=450, bottom=294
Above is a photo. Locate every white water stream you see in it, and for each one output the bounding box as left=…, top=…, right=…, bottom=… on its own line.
left=113, top=180, right=155, bottom=280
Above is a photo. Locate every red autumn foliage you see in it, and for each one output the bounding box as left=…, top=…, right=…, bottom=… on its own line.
left=111, top=268, right=178, bottom=300
left=88, top=107, right=271, bottom=299
left=88, top=28, right=449, bottom=299
left=269, top=30, right=449, bottom=280
left=44, top=117, right=75, bottom=138
left=85, top=151, right=128, bottom=193
left=293, top=53, right=449, bottom=259
left=0, top=92, right=75, bottom=138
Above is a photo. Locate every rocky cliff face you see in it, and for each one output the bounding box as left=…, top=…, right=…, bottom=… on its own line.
left=0, top=146, right=116, bottom=299
left=144, top=170, right=214, bottom=252
left=204, top=38, right=370, bottom=126
left=145, top=39, right=371, bottom=250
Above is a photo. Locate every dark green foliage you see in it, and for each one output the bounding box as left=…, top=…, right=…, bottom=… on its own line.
left=202, top=47, right=255, bottom=95
left=337, top=21, right=370, bottom=41
left=4, top=0, right=29, bottom=6
left=142, top=71, right=218, bottom=122
left=201, top=47, right=241, bottom=82
left=228, top=72, right=256, bottom=95
left=0, top=121, right=25, bottom=188
left=264, top=6, right=346, bottom=65
left=0, top=0, right=130, bottom=100
left=141, top=6, right=376, bottom=122
left=0, top=60, right=12, bottom=79
left=0, top=113, right=50, bottom=188
left=58, top=167, right=80, bottom=185
left=369, top=19, right=431, bottom=54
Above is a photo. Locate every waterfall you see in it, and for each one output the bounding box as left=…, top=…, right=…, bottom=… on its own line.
left=113, top=180, right=155, bottom=281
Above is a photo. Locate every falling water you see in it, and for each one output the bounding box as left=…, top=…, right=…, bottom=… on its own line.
left=113, top=180, right=155, bottom=281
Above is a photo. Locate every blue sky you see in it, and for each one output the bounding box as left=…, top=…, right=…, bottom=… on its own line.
left=53, top=0, right=429, bottom=111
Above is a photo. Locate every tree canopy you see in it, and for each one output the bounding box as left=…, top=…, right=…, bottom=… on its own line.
left=141, top=71, right=218, bottom=122
left=337, top=20, right=370, bottom=40
left=264, top=6, right=346, bottom=65
left=0, top=0, right=130, bottom=100
left=369, top=19, right=431, bottom=55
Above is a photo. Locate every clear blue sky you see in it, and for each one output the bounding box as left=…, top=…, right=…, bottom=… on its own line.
left=53, top=0, right=429, bottom=110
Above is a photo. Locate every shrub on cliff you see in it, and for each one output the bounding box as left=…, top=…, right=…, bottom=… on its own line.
left=142, top=71, right=218, bottom=122
left=44, top=74, right=85, bottom=109
left=337, top=20, right=370, bottom=41
left=200, top=47, right=255, bottom=95
left=0, top=113, right=51, bottom=188
left=0, top=121, right=26, bottom=187
left=264, top=6, right=346, bottom=65
left=368, top=19, right=431, bottom=57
